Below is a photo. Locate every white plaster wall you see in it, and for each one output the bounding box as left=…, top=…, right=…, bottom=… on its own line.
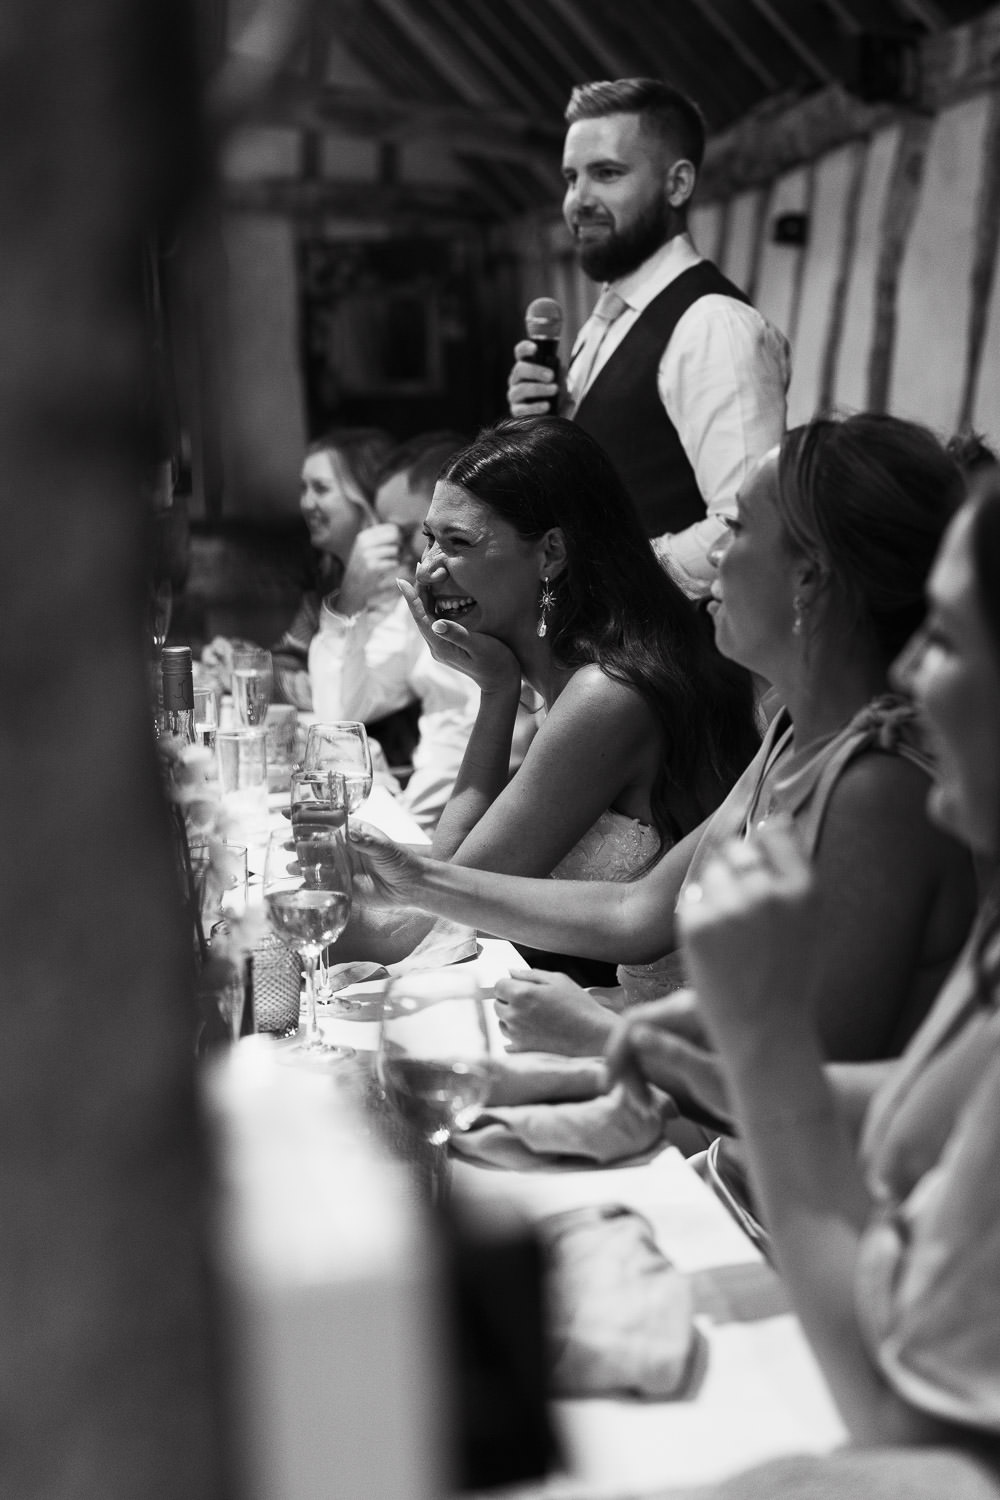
left=973, top=264, right=1000, bottom=448
left=754, top=166, right=808, bottom=346
left=889, top=94, right=990, bottom=433
left=690, top=201, right=724, bottom=264
left=831, top=125, right=899, bottom=414
left=720, top=189, right=762, bottom=294
left=787, top=144, right=857, bottom=427
left=223, top=127, right=301, bottom=181
left=221, top=216, right=307, bottom=518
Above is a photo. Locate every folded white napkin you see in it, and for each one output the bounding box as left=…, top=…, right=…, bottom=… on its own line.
left=541, top=1204, right=697, bottom=1399
left=323, top=917, right=478, bottom=991
left=451, top=1056, right=677, bottom=1170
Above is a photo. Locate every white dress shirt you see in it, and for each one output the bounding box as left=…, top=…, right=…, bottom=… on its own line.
left=567, top=233, right=791, bottom=596
left=308, top=593, right=480, bottom=833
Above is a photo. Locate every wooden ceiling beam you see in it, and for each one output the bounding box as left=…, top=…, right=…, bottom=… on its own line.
left=688, top=0, right=783, bottom=92
left=224, top=175, right=494, bottom=221
left=256, top=80, right=562, bottom=163
left=737, top=0, right=837, bottom=85
left=892, top=0, right=949, bottom=28
left=543, top=0, right=638, bottom=78
left=367, top=0, right=498, bottom=104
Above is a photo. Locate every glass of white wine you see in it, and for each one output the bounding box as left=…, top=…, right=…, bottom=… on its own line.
left=193, top=686, right=219, bottom=751
left=263, top=784, right=354, bottom=1067
left=303, top=721, right=373, bottom=815
left=232, top=647, right=273, bottom=729
left=377, top=969, right=494, bottom=1204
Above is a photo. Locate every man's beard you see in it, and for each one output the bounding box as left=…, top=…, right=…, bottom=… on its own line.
left=576, top=194, right=673, bottom=282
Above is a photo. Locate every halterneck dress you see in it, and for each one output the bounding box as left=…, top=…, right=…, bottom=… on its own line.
left=551, top=695, right=937, bottom=1008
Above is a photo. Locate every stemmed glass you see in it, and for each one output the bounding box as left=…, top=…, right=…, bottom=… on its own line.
left=232, top=647, right=273, bottom=729
left=263, top=776, right=354, bottom=1066
left=377, top=969, right=494, bottom=1204
left=303, top=721, right=373, bottom=815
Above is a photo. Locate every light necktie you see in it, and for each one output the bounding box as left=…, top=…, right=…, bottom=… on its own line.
left=567, top=287, right=629, bottom=414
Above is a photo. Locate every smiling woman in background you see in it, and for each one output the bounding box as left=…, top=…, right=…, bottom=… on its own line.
left=201, top=426, right=393, bottom=709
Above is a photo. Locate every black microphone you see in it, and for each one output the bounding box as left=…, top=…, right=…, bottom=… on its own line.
left=524, top=298, right=563, bottom=415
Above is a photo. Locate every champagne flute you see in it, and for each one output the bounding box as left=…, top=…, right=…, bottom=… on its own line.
left=377, top=969, right=494, bottom=1204
left=263, top=794, right=354, bottom=1067
left=193, top=686, right=220, bottom=751
left=288, top=768, right=349, bottom=1006
left=232, top=647, right=273, bottom=729
left=303, top=721, right=373, bottom=815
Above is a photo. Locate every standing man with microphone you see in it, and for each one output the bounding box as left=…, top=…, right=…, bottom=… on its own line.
left=508, top=78, right=790, bottom=598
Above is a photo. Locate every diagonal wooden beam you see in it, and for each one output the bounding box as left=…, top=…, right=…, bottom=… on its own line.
left=892, top=0, right=948, bottom=29
left=256, top=79, right=562, bottom=164
left=740, top=0, right=836, bottom=85
left=368, top=0, right=500, bottom=104
left=689, top=0, right=783, bottom=92
left=543, top=0, right=638, bottom=78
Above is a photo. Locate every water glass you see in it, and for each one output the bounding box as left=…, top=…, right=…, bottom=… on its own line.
left=193, top=686, right=220, bottom=751
left=377, top=969, right=494, bottom=1204
left=232, top=647, right=273, bottom=729
left=217, top=729, right=269, bottom=839
left=303, top=721, right=374, bottom=814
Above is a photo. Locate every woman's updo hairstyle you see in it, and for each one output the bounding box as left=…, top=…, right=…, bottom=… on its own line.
left=775, top=413, right=965, bottom=661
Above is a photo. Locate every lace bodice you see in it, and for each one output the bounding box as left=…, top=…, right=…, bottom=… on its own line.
left=549, top=808, right=660, bottom=882
left=549, top=810, right=683, bottom=1007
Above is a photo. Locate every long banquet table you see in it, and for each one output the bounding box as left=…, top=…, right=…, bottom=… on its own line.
left=208, top=784, right=845, bottom=1500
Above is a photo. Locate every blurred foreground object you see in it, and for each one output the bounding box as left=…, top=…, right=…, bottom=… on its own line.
left=0, top=0, right=232, bottom=1494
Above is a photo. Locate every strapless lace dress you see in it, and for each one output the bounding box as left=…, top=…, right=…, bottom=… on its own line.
left=549, top=810, right=685, bottom=1007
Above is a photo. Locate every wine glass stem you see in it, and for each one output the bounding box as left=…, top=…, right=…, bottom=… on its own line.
left=302, top=952, right=320, bottom=1049
left=429, top=1139, right=451, bottom=1210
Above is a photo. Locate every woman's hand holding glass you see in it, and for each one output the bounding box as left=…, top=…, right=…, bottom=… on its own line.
left=263, top=776, right=354, bottom=1066
left=346, top=822, right=427, bottom=908
left=303, top=721, right=373, bottom=815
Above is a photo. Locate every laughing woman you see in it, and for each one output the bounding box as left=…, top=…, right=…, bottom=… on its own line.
left=398, top=418, right=758, bottom=949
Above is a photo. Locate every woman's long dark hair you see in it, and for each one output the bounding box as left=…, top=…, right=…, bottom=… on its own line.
left=441, top=416, right=759, bottom=855
left=967, top=474, right=1000, bottom=1007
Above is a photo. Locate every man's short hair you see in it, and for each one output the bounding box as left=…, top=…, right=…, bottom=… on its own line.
left=376, top=430, right=467, bottom=498
left=565, top=79, right=706, bottom=171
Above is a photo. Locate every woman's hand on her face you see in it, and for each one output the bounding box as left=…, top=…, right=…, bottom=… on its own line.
left=338, top=525, right=403, bottom=616
left=347, top=822, right=426, bottom=908
left=605, top=989, right=734, bottom=1129
left=397, top=578, right=522, bottom=695
left=493, top=969, right=617, bottom=1055
left=675, top=816, right=817, bottom=1046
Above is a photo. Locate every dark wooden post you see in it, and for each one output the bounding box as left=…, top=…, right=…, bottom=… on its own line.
left=0, top=2, right=231, bottom=1495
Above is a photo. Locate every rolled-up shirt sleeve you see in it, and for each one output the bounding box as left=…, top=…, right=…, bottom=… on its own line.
left=856, top=1043, right=1000, bottom=1435
left=655, top=296, right=789, bottom=596
left=308, top=595, right=417, bottom=726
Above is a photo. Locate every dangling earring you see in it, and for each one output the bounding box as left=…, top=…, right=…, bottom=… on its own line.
left=792, top=594, right=806, bottom=637
left=537, top=577, right=555, bottom=638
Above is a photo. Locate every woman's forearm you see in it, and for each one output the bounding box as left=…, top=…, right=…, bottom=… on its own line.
left=431, top=682, right=521, bottom=860
left=405, top=853, right=676, bottom=962
left=719, top=1019, right=940, bottom=1445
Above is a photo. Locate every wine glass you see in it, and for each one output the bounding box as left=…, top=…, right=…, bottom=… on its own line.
left=232, top=647, right=273, bottom=729
left=303, top=721, right=373, bottom=815
left=377, top=969, right=494, bottom=1204
left=262, top=792, right=354, bottom=1067
left=288, top=768, right=352, bottom=1007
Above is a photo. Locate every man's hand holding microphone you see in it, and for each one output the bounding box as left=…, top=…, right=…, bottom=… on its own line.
left=506, top=297, right=564, bottom=416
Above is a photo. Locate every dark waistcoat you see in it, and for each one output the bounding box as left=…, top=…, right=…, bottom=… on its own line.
left=573, top=260, right=751, bottom=538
